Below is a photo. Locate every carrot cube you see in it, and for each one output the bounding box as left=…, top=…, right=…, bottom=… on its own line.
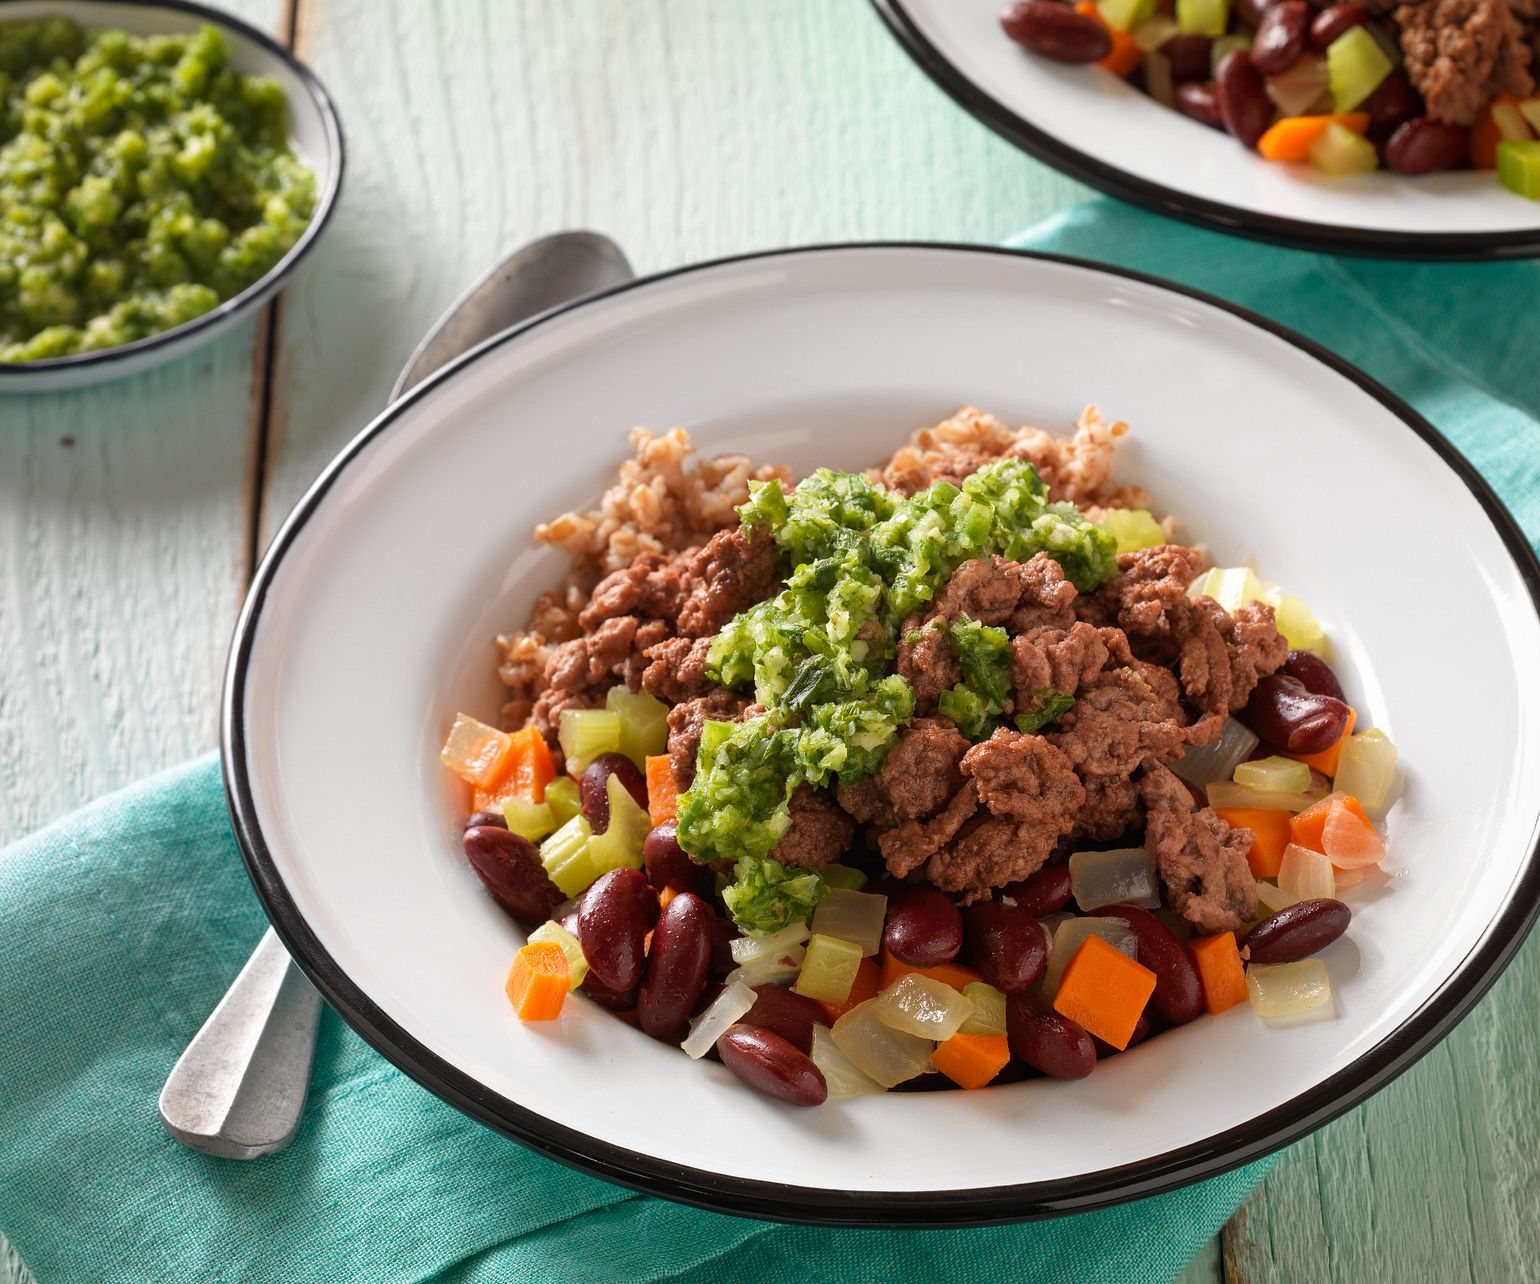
left=505, top=942, right=570, bottom=1021
left=1289, top=791, right=1370, bottom=854
left=1052, top=936, right=1158, bottom=1050
left=932, top=1032, right=1012, bottom=1090
left=1189, top=932, right=1249, bottom=1015
left=1214, top=807, right=1293, bottom=878
left=646, top=755, right=679, bottom=825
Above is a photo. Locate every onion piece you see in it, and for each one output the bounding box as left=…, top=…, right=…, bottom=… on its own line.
left=1278, top=844, right=1336, bottom=901
left=1333, top=729, right=1398, bottom=814
left=1246, top=960, right=1335, bottom=1026
left=1171, top=717, right=1259, bottom=786
left=681, top=980, right=756, bottom=1059
left=1069, top=847, right=1161, bottom=911
left=730, top=920, right=809, bottom=965
left=1255, top=880, right=1300, bottom=914
left=872, top=974, right=974, bottom=1041
left=725, top=945, right=805, bottom=989
left=958, top=981, right=1008, bottom=1037
left=1043, top=918, right=1138, bottom=997
left=810, top=888, right=888, bottom=957
left=830, top=999, right=935, bottom=1087
left=1131, top=13, right=1178, bottom=50
left=1188, top=566, right=1264, bottom=613
left=1265, top=53, right=1329, bottom=116
left=1322, top=803, right=1385, bottom=869
left=811, top=1026, right=885, bottom=1097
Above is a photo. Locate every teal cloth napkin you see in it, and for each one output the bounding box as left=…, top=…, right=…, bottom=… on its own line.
left=4, top=202, right=1538, bottom=1283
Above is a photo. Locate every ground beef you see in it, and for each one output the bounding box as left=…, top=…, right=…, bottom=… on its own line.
left=876, top=781, right=980, bottom=878
left=769, top=785, right=855, bottom=869
left=1009, top=622, right=1113, bottom=710
left=1397, top=0, right=1533, bottom=125
left=1139, top=764, right=1257, bottom=932
left=532, top=614, right=669, bottom=740
left=640, top=635, right=717, bottom=704
left=1077, top=544, right=1207, bottom=655
left=1072, top=773, right=1142, bottom=840
left=674, top=526, right=780, bottom=638
left=666, top=689, right=748, bottom=790
left=837, top=718, right=970, bottom=827
left=931, top=556, right=1030, bottom=626
left=1222, top=601, right=1290, bottom=709
left=1173, top=596, right=1289, bottom=730
left=960, top=729, right=1085, bottom=822
left=1006, top=552, right=1080, bottom=634
left=578, top=551, right=684, bottom=632
left=896, top=617, right=963, bottom=715
left=1048, top=665, right=1189, bottom=778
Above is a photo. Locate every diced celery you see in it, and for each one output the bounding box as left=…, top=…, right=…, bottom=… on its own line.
left=1099, top=508, right=1165, bottom=554
left=1131, top=13, right=1178, bottom=51
left=545, top=776, right=582, bottom=827
left=810, top=1025, right=886, bottom=1096
left=1206, top=780, right=1322, bottom=812
left=557, top=708, right=621, bottom=774
left=810, top=888, right=888, bottom=957
left=957, top=981, right=1008, bottom=1037
left=730, top=920, right=811, bottom=963
left=1043, top=918, right=1138, bottom=997
left=1177, top=0, right=1228, bottom=37
left=606, top=685, right=670, bottom=766
left=1259, top=585, right=1327, bottom=653
left=1326, top=27, right=1391, bottom=113
left=439, top=712, right=511, bottom=787
left=1278, top=843, right=1336, bottom=901
left=1498, top=139, right=1540, bottom=200
left=726, top=947, right=806, bottom=989
left=1171, top=717, right=1259, bottom=786
left=1233, top=755, right=1312, bottom=794
left=1099, top=0, right=1154, bottom=32
left=585, top=774, right=650, bottom=880
left=1187, top=566, right=1264, bottom=614
left=1520, top=99, right=1540, bottom=135
left=1307, top=120, right=1378, bottom=175
left=501, top=798, right=557, bottom=842
left=1069, top=847, right=1161, bottom=911
left=527, top=920, right=588, bottom=989
left=793, top=934, right=864, bottom=1005
left=821, top=864, right=869, bottom=891
left=1210, top=33, right=1250, bottom=68
left=538, top=814, right=597, bottom=898
left=1255, top=880, right=1300, bottom=914
left=1334, top=728, right=1397, bottom=812
left=682, top=979, right=756, bottom=1059
left=873, top=973, right=974, bottom=1040
left=1246, top=959, right=1335, bottom=1026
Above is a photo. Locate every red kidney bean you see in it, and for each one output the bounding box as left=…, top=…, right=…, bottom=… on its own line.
left=999, top=0, right=1112, bottom=63
left=1242, top=898, right=1350, bottom=963
left=1100, top=904, right=1204, bottom=1026
left=465, top=808, right=507, bottom=831
left=642, top=821, right=713, bottom=896
left=965, top=900, right=1048, bottom=993
left=1094, top=1011, right=1153, bottom=1058
left=707, top=916, right=738, bottom=979
left=891, top=1072, right=951, bottom=1093
left=462, top=826, right=565, bottom=926
left=1006, top=994, right=1096, bottom=1080
left=1246, top=674, right=1351, bottom=755
left=1163, top=34, right=1213, bottom=84
left=743, top=984, right=828, bottom=1054
left=1000, top=865, right=1073, bottom=918
left=1364, top=68, right=1421, bottom=138
left=1384, top=117, right=1469, bottom=174
left=1176, top=81, right=1224, bottom=130
left=578, top=867, right=659, bottom=993
left=1250, top=1, right=1310, bottom=74
left=580, top=971, right=639, bottom=1012
left=1280, top=650, right=1348, bottom=703
left=717, top=1026, right=828, bottom=1106
left=637, top=892, right=713, bottom=1042
left=579, top=753, right=648, bottom=834
left=1216, top=50, right=1275, bottom=148
left=1308, top=2, right=1367, bottom=50
left=1235, top=0, right=1279, bottom=27
left=885, top=887, right=964, bottom=967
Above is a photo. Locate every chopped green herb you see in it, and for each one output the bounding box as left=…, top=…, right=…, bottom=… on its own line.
left=1016, top=690, right=1077, bottom=734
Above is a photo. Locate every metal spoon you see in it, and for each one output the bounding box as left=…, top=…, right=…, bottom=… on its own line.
left=159, top=231, right=636, bottom=1159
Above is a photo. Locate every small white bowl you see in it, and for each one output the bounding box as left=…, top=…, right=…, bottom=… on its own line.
left=225, top=245, right=1540, bottom=1223
left=0, top=0, right=343, bottom=393
left=874, top=0, right=1540, bottom=258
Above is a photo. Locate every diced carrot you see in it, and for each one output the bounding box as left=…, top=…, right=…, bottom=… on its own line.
left=1214, top=807, right=1293, bottom=878
left=1257, top=113, right=1369, bottom=162
left=931, top=1031, right=1012, bottom=1090
left=658, top=886, right=679, bottom=912
left=507, top=726, right=555, bottom=802
left=1289, top=791, right=1370, bottom=854
left=1052, top=936, right=1158, bottom=1049
left=646, top=754, right=679, bottom=826
left=880, top=948, right=983, bottom=994
left=817, top=955, right=882, bottom=1024
left=1285, top=707, right=1356, bottom=775
left=1073, top=2, right=1141, bottom=76
left=1189, top=932, right=1248, bottom=1015
left=505, top=942, right=570, bottom=1021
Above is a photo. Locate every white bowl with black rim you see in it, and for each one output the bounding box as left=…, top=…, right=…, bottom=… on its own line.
left=872, top=0, right=1540, bottom=259
left=224, top=244, right=1540, bottom=1224
left=0, top=0, right=344, bottom=393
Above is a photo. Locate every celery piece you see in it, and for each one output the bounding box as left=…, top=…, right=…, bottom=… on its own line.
left=538, top=814, right=596, bottom=898
left=557, top=708, right=621, bottom=774
left=1233, top=755, right=1312, bottom=794
left=1255, top=880, right=1300, bottom=915
left=528, top=920, right=588, bottom=989
left=1205, top=780, right=1321, bottom=812
left=957, top=981, right=1007, bottom=1037
left=606, top=685, right=670, bottom=766
left=545, top=776, right=581, bottom=827
left=821, top=864, right=869, bottom=891
left=1099, top=0, right=1154, bottom=32
left=501, top=798, right=557, bottom=842
left=1187, top=566, right=1264, bottom=614
left=1519, top=99, right=1540, bottom=136
left=1131, top=14, right=1179, bottom=51
left=1098, top=508, right=1164, bottom=554
left=585, top=774, right=650, bottom=879
left=1326, top=27, right=1391, bottom=113
left=1498, top=140, right=1540, bottom=200
left=1210, top=33, right=1250, bottom=68
left=1247, top=960, right=1335, bottom=1026
left=1177, top=0, right=1228, bottom=37
left=1260, top=585, right=1327, bottom=653
left=793, top=933, right=864, bottom=1005
left=1307, top=120, right=1378, bottom=175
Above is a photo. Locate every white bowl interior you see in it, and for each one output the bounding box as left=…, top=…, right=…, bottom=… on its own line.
left=892, top=0, right=1540, bottom=239
left=237, top=247, right=1540, bottom=1197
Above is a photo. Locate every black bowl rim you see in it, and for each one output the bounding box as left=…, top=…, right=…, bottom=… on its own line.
left=871, top=0, right=1540, bottom=262
left=0, top=0, right=345, bottom=377
left=223, top=242, right=1540, bottom=1227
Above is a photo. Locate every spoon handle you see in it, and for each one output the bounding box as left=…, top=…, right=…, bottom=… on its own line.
left=159, top=928, right=321, bottom=1158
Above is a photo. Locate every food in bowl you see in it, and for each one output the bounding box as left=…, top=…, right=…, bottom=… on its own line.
left=0, top=18, right=317, bottom=363
left=998, top=0, right=1540, bottom=193
left=440, top=408, right=1399, bottom=1106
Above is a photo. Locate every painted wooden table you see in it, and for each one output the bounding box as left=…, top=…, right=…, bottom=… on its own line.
left=4, top=2, right=1537, bottom=1280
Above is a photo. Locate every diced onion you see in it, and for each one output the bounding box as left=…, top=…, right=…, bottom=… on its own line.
left=810, top=1026, right=885, bottom=1097
left=1043, top=918, right=1138, bottom=997
left=1069, top=847, right=1161, bottom=911
left=1188, top=566, right=1264, bottom=614
left=1246, top=960, right=1335, bottom=1026
left=1259, top=585, right=1327, bottom=654
left=872, top=974, right=974, bottom=1041
left=1333, top=730, right=1398, bottom=814
left=439, top=712, right=511, bottom=787
left=810, top=888, right=888, bottom=957
left=730, top=920, right=810, bottom=964
left=1131, top=13, right=1179, bottom=50
left=1233, top=756, right=1312, bottom=794
left=958, top=982, right=1007, bottom=1037
left=726, top=945, right=805, bottom=989
left=1255, top=880, right=1300, bottom=915
left=681, top=980, right=756, bottom=1059
left=1278, top=844, right=1336, bottom=901
left=793, top=934, right=864, bottom=1005
left=1265, top=53, right=1330, bottom=116
left=1171, top=717, right=1259, bottom=786
left=830, top=999, right=935, bottom=1087
left=1206, top=780, right=1322, bottom=812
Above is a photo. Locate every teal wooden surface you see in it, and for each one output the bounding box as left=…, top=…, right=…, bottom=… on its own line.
left=4, top=2, right=1536, bottom=1281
